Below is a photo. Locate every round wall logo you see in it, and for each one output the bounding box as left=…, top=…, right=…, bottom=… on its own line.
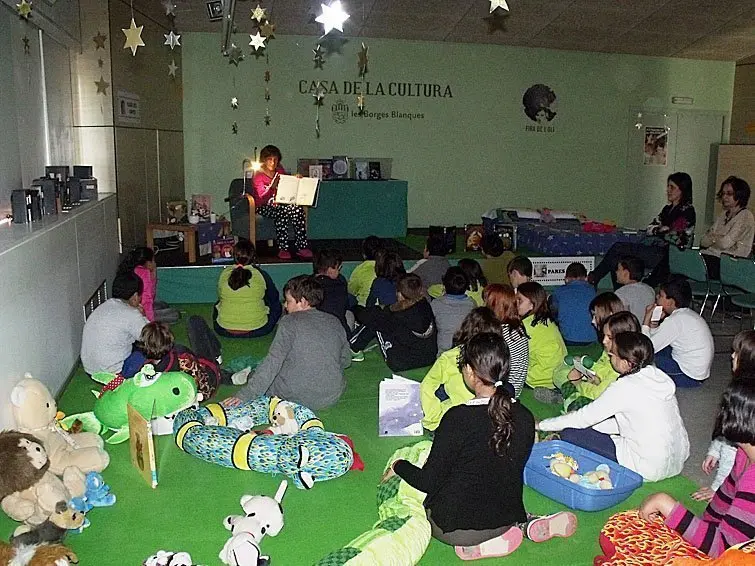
left=331, top=99, right=349, bottom=124
left=522, top=84, right=557, bottom=123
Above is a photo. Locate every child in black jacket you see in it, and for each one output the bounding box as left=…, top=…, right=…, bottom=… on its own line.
left=351, top=273, right=437, bottom=371
left=313, top=248, right=352, bottom=336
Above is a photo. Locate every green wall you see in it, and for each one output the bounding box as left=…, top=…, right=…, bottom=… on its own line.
left=183, top=33, right=734, bottom=228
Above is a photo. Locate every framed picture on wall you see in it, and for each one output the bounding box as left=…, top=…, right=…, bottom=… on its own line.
left=354, top=161, right=369, bottom=180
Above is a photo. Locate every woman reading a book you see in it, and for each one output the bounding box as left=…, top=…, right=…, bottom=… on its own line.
left=252, top=144, right=312, bottom=260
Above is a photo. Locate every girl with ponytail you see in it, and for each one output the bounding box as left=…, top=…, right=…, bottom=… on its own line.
left=214, top=239, right=281, bottom=338
left=389, top=332, right=576, bottom=560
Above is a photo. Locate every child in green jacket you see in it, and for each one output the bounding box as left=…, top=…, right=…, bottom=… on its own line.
left=348, top=236, right=382, bottom=306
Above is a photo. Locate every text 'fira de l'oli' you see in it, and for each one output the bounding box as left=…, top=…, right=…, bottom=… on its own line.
left=299, top=80, right=454, bottom=98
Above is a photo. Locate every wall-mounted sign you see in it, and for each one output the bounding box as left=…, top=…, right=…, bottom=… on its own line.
left=523, top=83, right=557, bottom=134
left=116, top=90, right=141, bottom=125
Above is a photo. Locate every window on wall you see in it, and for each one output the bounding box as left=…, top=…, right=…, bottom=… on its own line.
left=0, top=4, right=74, bottom=218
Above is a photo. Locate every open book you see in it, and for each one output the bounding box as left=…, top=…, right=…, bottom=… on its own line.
left=378, top=375, right=424, bottom=437
left=274, top=174, right=320, bottom=207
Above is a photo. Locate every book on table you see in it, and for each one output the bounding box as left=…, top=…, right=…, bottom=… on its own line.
left=273, top=174, right=320, bottom=207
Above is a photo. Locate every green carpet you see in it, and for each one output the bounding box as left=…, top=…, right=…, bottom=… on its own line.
left=0, top=304, right=705, bottom=565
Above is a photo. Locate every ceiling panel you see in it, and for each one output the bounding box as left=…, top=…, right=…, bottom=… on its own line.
left=167, top=0, right=755, bottom=61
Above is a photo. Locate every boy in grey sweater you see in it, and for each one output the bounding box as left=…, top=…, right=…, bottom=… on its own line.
left=615, top=256, right=656, bottom=323
left=224, top=275, right=351, bottom=410
left=431, top=267, right=475, bottom=353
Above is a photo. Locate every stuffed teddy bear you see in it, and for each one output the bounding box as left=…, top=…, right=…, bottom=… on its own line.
left=11, top=374, right=110, bottom=475
left=219, top=481, right=288, bottom=566
left=11, top=500, right=86, bottom=545
left=0, top=541, right=79, bottom=566
left=0, top=430, right=86, bottom=527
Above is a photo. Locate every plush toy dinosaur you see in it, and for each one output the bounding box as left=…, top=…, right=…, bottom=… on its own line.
left=62, top=365, right=199, bottom=444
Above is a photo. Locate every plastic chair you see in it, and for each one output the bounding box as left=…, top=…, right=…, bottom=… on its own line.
left=719, top=254, right=755, bottom=329
left=668, top=246, right=720, bottom=316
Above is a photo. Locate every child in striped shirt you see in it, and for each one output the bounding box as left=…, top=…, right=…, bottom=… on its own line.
left=639, top=378, right=755, bottom=558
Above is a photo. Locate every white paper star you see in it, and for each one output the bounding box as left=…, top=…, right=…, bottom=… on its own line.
left=231, top=97, right=238, bottom=109
left=122, top=18, right=145, bottom=56
left=249, top=31, right=266, bottom=51
left=164, top=31, right=181, bottom=50
left=315, top=1, right=349, bottom=35
left=489, top=0, right=509, bottom=12
left=162, top=0, right=176, bottom=17
left=251, top=4, right=266, bottom=23
left=168, top=59, right=178, bottom=77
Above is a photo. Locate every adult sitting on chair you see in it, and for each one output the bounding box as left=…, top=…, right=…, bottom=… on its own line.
left=700, top=176, right=754, bottom=280
left=589, top=172, right=696, bottom=289
left=642, top=276, right=714, bottom=388
left=252, top=144, right=312, bottom=260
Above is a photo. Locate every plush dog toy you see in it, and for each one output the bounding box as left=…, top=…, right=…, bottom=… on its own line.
left=0, top=541, right=79, bottom=565
left=268, top=402, right=299, bottom=435
left=11, top=374, right=110, bottom=474
left=219, top=481, right=288, bottom=566
left=144, top=550, right=198, bottom=566
left=11, top=500, right=86, bottom=545
left=0, top=431, right=86, bottom=527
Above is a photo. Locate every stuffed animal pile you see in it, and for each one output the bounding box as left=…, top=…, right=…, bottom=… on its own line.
left=546, top=452, right=614, bottom=490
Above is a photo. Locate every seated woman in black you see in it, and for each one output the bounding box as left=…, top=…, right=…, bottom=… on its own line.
left=589, top=172, right=696, bottom=288
left=386, top=333, right=577, bottom=560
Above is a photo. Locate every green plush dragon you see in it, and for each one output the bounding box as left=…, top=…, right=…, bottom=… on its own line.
left=63, top=365, right=198, bottom=444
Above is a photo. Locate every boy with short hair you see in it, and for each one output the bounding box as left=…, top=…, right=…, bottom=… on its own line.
left=642, top=275, right=714, bottom=388
left=615, top=256, right=656, bottom=322
left=431, top=267, right=475, bottom=353
left=80, top=272, right=149, bottom=376
left=550, top=262, right=597, bottom=345
left=478, top=233, right=511, bottom=286
left=313, top=248, right=350, bottom=335
left=507, top=255, right=533, bottom=289
left=224, top=275, right=352, bottom=410
left=348, top=235, right=382, bottom=306
left=409, top=233, right=451, bottom=289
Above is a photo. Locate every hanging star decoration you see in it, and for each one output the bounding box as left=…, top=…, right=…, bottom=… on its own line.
left=316, top=1, right=349, bottom=35
left=483, top=11, right=508, bottom=33
left=357, top=42, right=368, bottom=77
left=16, top=0, right=32, bottom=20
left=93, top=31, right=107, bottom=50
left=313, top=83, right=326, bottom=106
left=228, top=43, right=244, bottom=65
left=95, top=75, right=110, bottom=95
left=231, top=97, right=238, bottom=109
left=122, top=18, right=145, bottom=56
left=232, top=122, right=238, bottom=134
left=264, top=69, right=271, bottom=82
left=250, top=4, right=267, bottom=23
left=264, top=111, right=271, bottom=126
left=260, top=21, right=276, bottom=39
left=162, top=0, right=176, bottom=17
left=249, top=31, right=266, bottom=51
left=22, top=36, right=30, bottom=55
left=168, top=59, right=178, bottom=77
left=164, top=31, right=181, bottom=50
left=312, top=44, right=325, bottom=69
left=356, top=93, right=365, bottom=114
left=489, top=0, right=509, bottom=12
left=264, top=88, right=270, bottom=101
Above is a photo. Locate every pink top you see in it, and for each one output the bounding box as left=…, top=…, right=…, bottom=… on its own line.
left=134, top=264, right=156, bottom=321
left=666, top=447, right=755, bottom=557
left=251, top=166, right=286, bottom=206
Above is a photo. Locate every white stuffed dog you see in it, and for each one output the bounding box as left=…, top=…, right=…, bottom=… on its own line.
left=268, top=402, right=299, bottom=435
left=219, top=481, right=287, bottom=566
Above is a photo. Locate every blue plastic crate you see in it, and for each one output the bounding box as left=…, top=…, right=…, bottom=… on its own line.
left=524, top=440, right=643, bottom=512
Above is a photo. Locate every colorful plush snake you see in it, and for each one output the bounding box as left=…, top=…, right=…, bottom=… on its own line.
left=314, top=441, right=433, bottom=566
left=172, top=396, right=353, bottom=489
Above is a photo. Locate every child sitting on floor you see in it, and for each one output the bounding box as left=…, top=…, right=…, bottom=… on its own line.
left=549, top=262, right=597, bottom=346
left=390, top=332, right=577, bottom=561
left=639, top=378, right=755, bottom=558
left=479, top=233, right=512, bottom=286
left=538, top=331, right=690, bottom=482
left=507, top=256, right=532, bottom=289
left=693, top=330, right=755, bottom=502
left=351, top=273, right=437, bottom=372
left=420, top=307, right=502, bottom=431
left=214, top=239, right=282, bottom=338
left=642, top=275, right=714, bottom=388
left=313, top=248, right=351, bottom=336
left=483, top=284, right=529, bottom=398
left=366, top=249, right=406, bottom=308
left=553, top=311, right=640, bottom=412
left=348, top=235, right=382, bottom=307
left=223, top=275, right=351, bottom=411
left=431, top=267, right=475, bottom=354
left=614, top=256, right=655, bottom=323
left=516, top=282, right=567, bottom=402
left=428, top=259, right=487, bottom=307
left=409, top=232, right=451, bottom=289
left=117, top=246, right=179, bottom=323
left=80, top=271, right=149, bottom=377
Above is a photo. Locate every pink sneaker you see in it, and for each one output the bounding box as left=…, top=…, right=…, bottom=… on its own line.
left=455, top=527, right=523, bottom=561
left=296, top=248, right=313, bottom=259
left=526, top=512, right=578, bottom=543
left=277, top=250, right=292, bottom=260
